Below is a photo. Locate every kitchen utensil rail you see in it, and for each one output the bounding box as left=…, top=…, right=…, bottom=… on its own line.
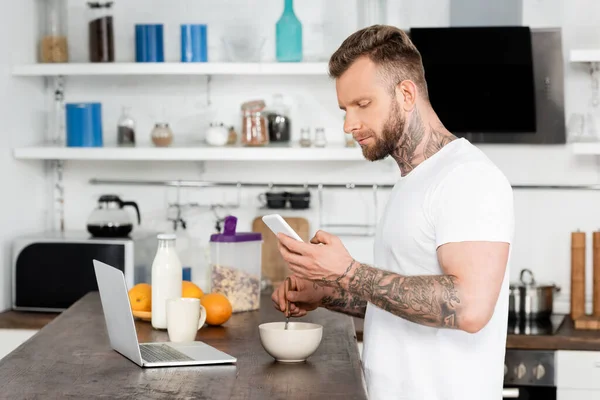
left=89, top=178, right=600, bottom=191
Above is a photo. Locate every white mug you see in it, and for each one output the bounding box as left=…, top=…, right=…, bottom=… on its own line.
left=166, top=298, right=207, bottom=342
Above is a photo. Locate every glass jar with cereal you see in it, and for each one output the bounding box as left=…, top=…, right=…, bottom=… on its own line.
left=40, top=0, right=69, bottom=63
left=209, top=215, right=263, bottom=313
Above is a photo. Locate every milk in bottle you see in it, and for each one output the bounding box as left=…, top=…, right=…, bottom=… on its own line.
left=151, top=233, right=182, bottom=329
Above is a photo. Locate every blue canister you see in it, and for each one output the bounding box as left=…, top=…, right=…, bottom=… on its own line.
left=180, top=24, right=207, bottom=62
left=66, top=103, right=103, bottom=147
left=182, top=267, right=192, bottom=281
left=135, top=24, right=165, bottom=62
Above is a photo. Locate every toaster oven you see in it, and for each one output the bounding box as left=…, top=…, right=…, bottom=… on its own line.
left=12, top=231, right=156, bottom=311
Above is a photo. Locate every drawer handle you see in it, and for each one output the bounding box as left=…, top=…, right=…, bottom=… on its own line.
left=503, top=388, right=519, bottom=398
left=595, top=362, right=600, bottom=368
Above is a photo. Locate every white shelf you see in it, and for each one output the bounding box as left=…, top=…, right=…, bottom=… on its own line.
left=571, top=142, right=600, bottom=154
left=570, top=50, right=600, bottom=63
left=11, top=62, right=329, bottom=77
left=13, top=143, right=364, bottom=161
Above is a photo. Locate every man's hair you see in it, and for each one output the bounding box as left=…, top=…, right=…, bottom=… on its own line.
left=328, top=25, right=428, bottom=99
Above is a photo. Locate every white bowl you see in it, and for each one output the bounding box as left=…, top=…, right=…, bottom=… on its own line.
left=258, top=321, right=323, bottom=363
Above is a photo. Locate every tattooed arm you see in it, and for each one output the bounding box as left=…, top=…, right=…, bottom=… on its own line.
left=334, top=241, right=510, bottom=333
left=320, top=286, right=367, bottom=318
left=343, top=264, right=460, bottom=328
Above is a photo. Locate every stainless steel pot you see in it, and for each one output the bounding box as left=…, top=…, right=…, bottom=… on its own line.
left=509, top=269, right=560, bottom=320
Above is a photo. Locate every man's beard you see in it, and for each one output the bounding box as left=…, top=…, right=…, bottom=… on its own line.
left=361, top=102, right=405, bottom=162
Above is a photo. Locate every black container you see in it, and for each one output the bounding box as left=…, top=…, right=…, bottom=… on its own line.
left=265, top=94, right=291, bottom=142
left=258, top=191, right=288, bottom=209
left=266, top=113, right=291, bottom=142
left=288, top=191, right=310, bottom=209
left=88, top=2, right=114, bottom=62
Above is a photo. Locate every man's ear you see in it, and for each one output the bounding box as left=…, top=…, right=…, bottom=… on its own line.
left=395, top=80, right=418, bottom=112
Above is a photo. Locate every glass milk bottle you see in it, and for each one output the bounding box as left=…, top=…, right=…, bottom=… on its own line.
left=151, top=233, right=182, bottom=329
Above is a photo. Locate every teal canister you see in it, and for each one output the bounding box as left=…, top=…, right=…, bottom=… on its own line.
left=275, top=0, right=302, bottom=62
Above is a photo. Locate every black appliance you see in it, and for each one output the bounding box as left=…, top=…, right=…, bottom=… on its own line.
left=409, top=27, right=565, bottom=144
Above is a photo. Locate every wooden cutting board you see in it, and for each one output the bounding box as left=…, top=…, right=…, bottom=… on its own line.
left=252, top=216, right=310, bottom=287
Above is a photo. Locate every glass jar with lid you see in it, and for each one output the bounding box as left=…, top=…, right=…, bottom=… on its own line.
left=40, top=0, right=69, bottom=63
left=299, top=127, right=311, bottom=147
left=87, top=1, right=115, bottom=62
left=241, top=100, right=269, bottom=146
left=314, top=127, right=327, bottom=147
left=265, top=94, right=291, bottom=143
left=151, top=123, right=173, bottom=147
left=117, top=106, right=136, bottom=146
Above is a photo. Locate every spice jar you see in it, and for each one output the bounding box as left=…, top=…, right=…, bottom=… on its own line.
left=227, top=126, right=238, bottom=145
left=241, top=100, right=269, bottom=146
left=151, top=123, right=173, bottom=147
left=40, top=0, right=69, bottom=63
left=299, top=127, right=311, bottom=147
left=314, top=127, right=327, bottom=147
left=117, top=106, right=136, bottom=146
left=87, top=1, right=115, bottom=62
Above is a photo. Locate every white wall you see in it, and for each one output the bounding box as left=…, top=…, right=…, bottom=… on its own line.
left=0, top=0, right=47, bottom=311
left=10, top=0, right=600, bottom=313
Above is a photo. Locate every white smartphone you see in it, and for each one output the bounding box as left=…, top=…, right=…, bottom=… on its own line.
left=261, top=214, right=304, bottom=242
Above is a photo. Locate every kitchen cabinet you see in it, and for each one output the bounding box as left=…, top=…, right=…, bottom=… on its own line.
left=556, top=350, right=600, bottom=398
left=558, top=389, right=600, bottom=400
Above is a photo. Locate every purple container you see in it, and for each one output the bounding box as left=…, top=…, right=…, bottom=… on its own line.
left=209, top=215, right=263, bottom=313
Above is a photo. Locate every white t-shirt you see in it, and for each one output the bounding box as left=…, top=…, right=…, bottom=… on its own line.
left=362, top=138, right=514, bottom=400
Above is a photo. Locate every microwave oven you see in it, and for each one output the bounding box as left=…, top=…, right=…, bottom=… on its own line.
left=12, top=231, right=157, bottom=312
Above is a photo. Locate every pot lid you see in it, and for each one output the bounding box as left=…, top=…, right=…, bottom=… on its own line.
left=509, top=268, right=557, bottom=289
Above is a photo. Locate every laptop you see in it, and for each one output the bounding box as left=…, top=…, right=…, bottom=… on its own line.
left=93, top=259, right=237, bottom=368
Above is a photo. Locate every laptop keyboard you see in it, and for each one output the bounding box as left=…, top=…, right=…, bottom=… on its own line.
left=140, top=344, right=194, bottom=363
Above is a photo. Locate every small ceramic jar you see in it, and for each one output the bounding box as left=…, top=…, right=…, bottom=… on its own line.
left=205, top=122, right=229, bottom=146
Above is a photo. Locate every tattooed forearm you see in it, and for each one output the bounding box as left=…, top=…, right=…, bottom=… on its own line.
left=346, top=263, right=461, bottom=329
left=320, top=287, right=367, bottom=318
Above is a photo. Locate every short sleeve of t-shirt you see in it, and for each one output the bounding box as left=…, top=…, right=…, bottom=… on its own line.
left=431, top=162, right=514, bottom=248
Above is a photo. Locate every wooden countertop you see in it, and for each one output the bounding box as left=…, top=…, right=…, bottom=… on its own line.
left=354, top=315, right=600, bottom=351
left=0, top=292, right=367, bottom=400
left=506, top=315, right=600, bottom=351
left=0, top=310, right=58, bottom=330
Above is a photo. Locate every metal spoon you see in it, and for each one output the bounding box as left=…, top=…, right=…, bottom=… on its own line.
left=284, top=277, right=296, bottom=330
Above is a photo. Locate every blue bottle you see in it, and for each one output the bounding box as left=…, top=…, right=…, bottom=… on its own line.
left=276, top=0, right=303, bottom=62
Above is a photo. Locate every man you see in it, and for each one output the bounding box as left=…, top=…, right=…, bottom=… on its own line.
left=272, top=25, right=514, bottom=399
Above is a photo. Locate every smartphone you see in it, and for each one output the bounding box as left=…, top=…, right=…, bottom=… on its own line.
left=261, top=214, right=304, bottom=242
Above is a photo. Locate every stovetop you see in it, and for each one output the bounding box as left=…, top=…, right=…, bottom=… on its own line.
left=507, top=314, right=566, bottom=336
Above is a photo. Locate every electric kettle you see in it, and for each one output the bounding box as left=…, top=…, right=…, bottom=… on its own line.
left=87, top=195, right=141, bottom=238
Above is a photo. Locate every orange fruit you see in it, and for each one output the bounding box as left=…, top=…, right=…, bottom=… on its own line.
left=201, top=293, right=232, bottom=326
left=182, top=281, right=204, bottom=299
left=128, top=283, right=152, bottom=312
